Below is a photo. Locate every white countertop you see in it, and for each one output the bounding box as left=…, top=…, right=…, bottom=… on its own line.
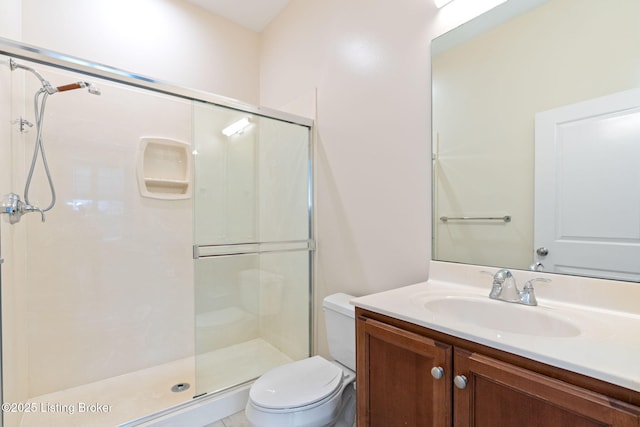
left=351, top=261, right=640, bottom=392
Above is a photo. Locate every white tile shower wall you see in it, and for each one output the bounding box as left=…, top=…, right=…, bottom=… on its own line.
left=0, top=53, right=30, bottom=427
left=20, top=65, right=194, bottom=397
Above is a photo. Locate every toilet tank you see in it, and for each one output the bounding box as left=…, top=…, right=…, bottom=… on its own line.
left=323, top=293, right=356, bottom=371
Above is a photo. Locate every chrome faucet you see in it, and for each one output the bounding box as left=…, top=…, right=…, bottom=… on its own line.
left=1, top=193, right=45, bottom=223
left=483, top=269, right=550, bottom=306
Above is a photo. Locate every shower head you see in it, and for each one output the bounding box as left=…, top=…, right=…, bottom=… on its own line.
left=87, top=84, right=101, bottom=96
left=56, top=81, right=101, bottom=95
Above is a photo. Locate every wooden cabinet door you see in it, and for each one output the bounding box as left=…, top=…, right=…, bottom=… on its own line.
left=453, top=348, right=640, bottom=427
left=356, top=316, right=452, bottom=427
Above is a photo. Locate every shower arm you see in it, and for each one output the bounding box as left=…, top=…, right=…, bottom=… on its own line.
left=10, top=59, right=102, bottom=96
left=9, top=58, right=57, bottom=94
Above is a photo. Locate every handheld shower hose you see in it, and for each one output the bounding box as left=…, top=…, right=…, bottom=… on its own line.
left=4, top=59, right=100, bottom=223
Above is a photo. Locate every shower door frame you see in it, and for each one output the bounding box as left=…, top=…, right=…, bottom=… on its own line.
left=0, top=39, right=314, bottom=125
left=0, top=37, right=315, bottom=425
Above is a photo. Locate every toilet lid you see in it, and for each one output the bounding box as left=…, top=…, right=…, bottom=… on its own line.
left=250, top=356, right=343, bottom=410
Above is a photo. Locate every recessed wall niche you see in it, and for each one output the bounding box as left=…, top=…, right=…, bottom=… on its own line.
left=137, top=137, right=192, bottom=200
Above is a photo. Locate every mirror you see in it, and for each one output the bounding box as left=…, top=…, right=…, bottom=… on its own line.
left=432, top=0, right=640, bottom=282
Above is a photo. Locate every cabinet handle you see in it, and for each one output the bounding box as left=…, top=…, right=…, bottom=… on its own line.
left=454, top=375, right=468, bottom=389
left=431, top=367, right=444, bottom=380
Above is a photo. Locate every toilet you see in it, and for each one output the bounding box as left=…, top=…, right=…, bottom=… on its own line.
left=245, top=293, right=357, bottom=427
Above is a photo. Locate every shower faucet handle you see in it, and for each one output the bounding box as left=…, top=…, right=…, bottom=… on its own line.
left=1, top=193, right=45, bottom=223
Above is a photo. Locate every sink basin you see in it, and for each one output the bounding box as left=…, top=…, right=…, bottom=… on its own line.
left=422, top=296, right=581, bottom=337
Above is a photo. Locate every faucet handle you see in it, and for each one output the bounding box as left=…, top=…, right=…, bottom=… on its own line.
left=479, top=269, right=512, bottom=283
left=480, top=271, right=500, bottom=298
left=523, top=277, right=551, bottom=289
left=481, top=269, right=513, bottom=299
left=520, top=278, right=551, bottom=306
left=493, top=268, right=512, bottom=282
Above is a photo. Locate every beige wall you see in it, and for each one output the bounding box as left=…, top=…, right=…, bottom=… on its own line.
left=260, top=0, right=437, bottom=355
left=0, top=0, right=21, bottom=40
left=18, top=0, right=261, bottom=104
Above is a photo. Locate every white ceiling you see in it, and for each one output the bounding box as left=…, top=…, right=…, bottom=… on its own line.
left=185, top=0, right=291, bottom=32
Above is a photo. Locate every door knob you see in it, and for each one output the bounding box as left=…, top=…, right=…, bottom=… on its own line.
left=454, top=375, right=468, bottom=389
left=536, top=247, right=549, bottom=256
left=529, top=261, right=544, bottom=271
left=431, top=367, right=444, bottom=380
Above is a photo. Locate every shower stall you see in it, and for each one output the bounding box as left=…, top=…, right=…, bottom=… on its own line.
left=0, top=40, right=313, bottom=427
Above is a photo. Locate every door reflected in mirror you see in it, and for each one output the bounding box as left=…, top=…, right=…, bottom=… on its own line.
left=431, top=0, right=640, bottom=281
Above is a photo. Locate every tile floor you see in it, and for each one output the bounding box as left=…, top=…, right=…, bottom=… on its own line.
left=204, top=410, right=250, bottom=427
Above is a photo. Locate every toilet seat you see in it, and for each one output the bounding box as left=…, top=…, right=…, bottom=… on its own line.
left=249, top=356, right=343, bottom=410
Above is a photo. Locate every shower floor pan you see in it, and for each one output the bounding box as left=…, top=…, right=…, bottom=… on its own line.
left=17, top=338, right=291, bottom=427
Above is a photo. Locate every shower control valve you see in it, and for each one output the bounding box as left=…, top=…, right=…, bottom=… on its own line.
left=2, top=193, right=20, bottom=215
left=1, top=193, right=45, bottom=223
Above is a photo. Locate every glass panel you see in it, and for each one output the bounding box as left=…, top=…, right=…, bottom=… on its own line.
left=193, top=101, right=310, bottom=245
left=193, top=102, right=258, bottom=244
left=256, top=117, right=311, bottom=243
left=193, top=100, right=311, bottom=396
left=194, top=252, right=310, bottom=396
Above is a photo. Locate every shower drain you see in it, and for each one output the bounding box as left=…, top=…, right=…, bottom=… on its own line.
left=171, top=383, right=191, bottom=393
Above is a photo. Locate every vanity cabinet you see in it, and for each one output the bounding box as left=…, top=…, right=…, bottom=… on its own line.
left=356, top=315, right=452, bottom=426
left=356, top=308, right=640, bottom=427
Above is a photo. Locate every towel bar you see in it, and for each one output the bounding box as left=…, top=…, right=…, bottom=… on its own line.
left=440, top=216, right=511, bottom=223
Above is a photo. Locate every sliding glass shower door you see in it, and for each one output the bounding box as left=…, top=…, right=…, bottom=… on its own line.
left=192, top=101, right=312, bottom=396
left=1, top=41, right=314, bottom=426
